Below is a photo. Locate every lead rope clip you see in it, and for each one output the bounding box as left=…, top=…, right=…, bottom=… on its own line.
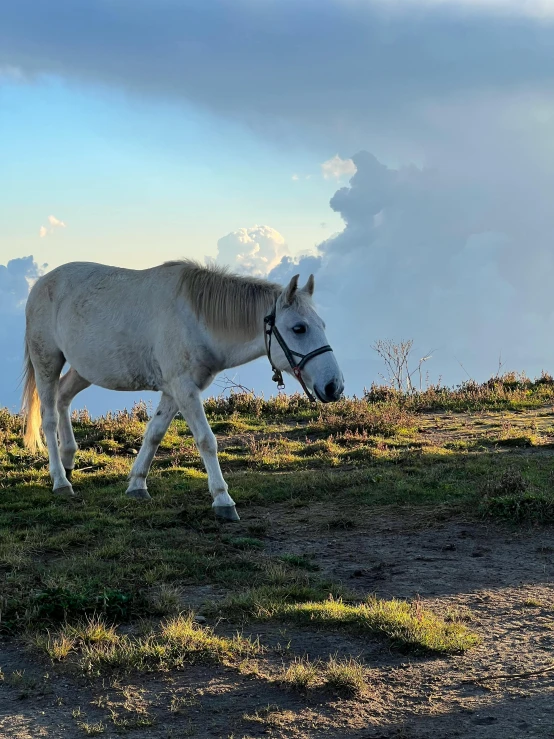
left=272, top=368, right=285, bottom=390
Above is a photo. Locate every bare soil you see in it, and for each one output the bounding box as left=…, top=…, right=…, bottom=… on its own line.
left=1, top=504, right=553, bottom=739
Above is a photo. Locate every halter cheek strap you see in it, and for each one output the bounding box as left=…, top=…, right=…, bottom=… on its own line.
left=263, top=305, right=334, bottom=403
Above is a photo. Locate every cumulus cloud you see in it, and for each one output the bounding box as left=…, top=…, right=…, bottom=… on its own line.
left=39, top=214, right=66, bottom=238
left=214, top=225, right=290, bottom=278
left=0, top=257, right=46, bottom=411
left=269, top=148, right=554, bottom=392
left=321, top=155, right=357, bottom=180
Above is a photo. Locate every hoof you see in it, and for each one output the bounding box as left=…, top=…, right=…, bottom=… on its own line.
left=64, top=468, right=73, bottom=482
left=126, top=489, right=152, bottom=500
left=53, top=485, right=75, bottom=497
left=213, top=505, right=240, bottom=522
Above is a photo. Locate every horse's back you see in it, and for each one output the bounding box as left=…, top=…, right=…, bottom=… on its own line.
left=25, top=261, right=189, bottom=391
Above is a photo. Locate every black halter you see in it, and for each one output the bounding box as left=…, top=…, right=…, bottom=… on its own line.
left=263, top=304, right=334, bottom=402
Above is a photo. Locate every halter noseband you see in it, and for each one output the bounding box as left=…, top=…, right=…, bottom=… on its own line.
left=263, top=304, right=333, bottom=403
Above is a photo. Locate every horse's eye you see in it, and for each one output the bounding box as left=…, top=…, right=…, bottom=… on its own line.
left=292, top=324, right=307, bottom=334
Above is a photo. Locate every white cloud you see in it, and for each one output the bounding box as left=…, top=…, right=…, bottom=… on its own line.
left=321, top=155, right=357, bottom=180
left=48, top=214, right=66, bottom=228
left=214, top=225, right=290, bottom=278
left=291, top=174, right=299, bottom=181
left=39, top=214, right=66, bottom=238
left=0, top=256, right=46, bottom=410
left=270, top=147, right=554, bottom=393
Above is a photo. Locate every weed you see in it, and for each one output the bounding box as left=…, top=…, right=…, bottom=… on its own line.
left=278, top=657, right=320, bottom=690
left=323, top=655, right=367, bottom=696
left=77, top=721, right=106, bottom=736
left=444, top=607, right=474, bottom=623
left=169, top=689, right=199, bottom=714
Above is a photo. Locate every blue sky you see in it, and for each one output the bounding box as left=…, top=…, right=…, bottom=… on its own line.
left=0, top=78, right=343, bottom=272
left=3, top=0, right=554, bottom=413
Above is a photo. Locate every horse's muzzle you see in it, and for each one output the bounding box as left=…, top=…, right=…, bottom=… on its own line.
left=315, top=380, right=344, bottom=403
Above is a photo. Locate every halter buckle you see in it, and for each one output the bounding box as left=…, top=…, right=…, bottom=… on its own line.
left=272, top=368, right=285, bottom=390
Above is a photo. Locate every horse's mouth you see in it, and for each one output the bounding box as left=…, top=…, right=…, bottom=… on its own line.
left=314, top=386, right=329, bottom=403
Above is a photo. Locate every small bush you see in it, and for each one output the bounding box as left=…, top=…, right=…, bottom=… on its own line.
left=481, top=492, right=554, bottom=524
left=481, top=468, right=528, bottom=498
left=480, top=469, right=554, bottom=523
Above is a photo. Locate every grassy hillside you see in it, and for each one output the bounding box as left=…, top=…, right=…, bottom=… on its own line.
left=0, top=375, right=553, bottom=737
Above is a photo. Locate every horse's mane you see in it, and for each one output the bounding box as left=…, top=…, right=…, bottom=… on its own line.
left=165, top=260, right=283, bottom=340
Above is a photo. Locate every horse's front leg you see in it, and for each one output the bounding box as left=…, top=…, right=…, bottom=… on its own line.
left=126, top=393, right=178, bottom=500
left=172, top=379, right=239, bottom=521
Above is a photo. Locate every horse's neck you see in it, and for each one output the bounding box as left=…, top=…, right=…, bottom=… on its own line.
left=220, top=333, right=267, bottom=370
left=215, top=292, right=278, bottom=370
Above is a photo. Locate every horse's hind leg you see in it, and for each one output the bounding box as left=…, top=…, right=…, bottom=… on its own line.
left=126, top=393, right=177, bottom=500
left=57, top=368, right=91, bottom=480
left=33, top=352, right=74, bottom=495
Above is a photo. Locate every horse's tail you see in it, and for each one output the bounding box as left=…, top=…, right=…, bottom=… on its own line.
left=21, top=340, right=44, bottom=452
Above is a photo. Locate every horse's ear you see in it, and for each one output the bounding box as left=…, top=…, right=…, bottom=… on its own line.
left=284, top=274, right=299, bottom=305
left=301, top=274, right=315, bottom=296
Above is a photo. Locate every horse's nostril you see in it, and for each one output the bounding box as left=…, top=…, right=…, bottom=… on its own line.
left=325, top=381, right=337, bottom=399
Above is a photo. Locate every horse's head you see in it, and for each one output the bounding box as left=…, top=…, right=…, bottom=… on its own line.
left=267, top=274, right=344, bottom=403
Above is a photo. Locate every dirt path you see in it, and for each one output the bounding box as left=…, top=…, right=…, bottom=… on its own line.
left=1, top=507, right=553, bottom=739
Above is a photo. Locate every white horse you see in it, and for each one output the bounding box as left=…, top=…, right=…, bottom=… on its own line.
left=21, top=260, right=343, bottom=520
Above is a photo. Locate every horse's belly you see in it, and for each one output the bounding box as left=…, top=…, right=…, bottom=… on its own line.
left=67, top=347, right=163, bottom=392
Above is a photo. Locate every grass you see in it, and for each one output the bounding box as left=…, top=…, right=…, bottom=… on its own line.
left=366, top=371, right=554, bottom=412
left=213, top=588, right=479, bottom=655
left=322, top=655, right=367, bottom=696
left=479, top=468, right=554, bottom=523
left=1, top=378, right=552, bottom=714
left=76, top=721, right=106, bottom=736
left=1, top=386, right=551, bottom=637
left=32, top=614, right=260, bottom=675
left=278, top=554, right=320, bottom=571
left=277, top=655, right=367, bottom=696
left=278, top=656, right=320, bottom=689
